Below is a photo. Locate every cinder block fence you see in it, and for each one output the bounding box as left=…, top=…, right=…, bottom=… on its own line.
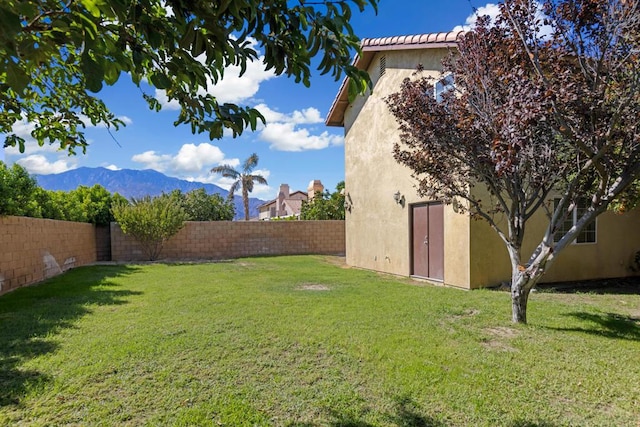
left=0, top=217, right=345, bottom=296
left=111, top=220, right=345, bottom=261
left=0, top=216, right=97, bottom=296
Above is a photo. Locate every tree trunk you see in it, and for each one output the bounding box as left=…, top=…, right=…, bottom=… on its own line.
left=509, top=244, right=554, bottom=324
left=511, top=273, right=532, bottom=323
left=243, top=188, right=250, bottom=221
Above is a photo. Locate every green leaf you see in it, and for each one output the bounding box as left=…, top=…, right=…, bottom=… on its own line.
left=81, top=53, right=104, bottom=92
left=149, top=73, right=172, bottom=90
left=192, top=31, right=206, bottom=58
left=347, top=79, right=358, bottom=102
left=6, top=63, right=30, bottom=93
left=80, top=0, right=103, bottom=18
left=103, top=62, right=121, bottom=85
left=0, top=7, right=21, bottom=40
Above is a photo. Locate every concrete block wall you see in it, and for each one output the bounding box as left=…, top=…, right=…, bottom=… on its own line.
left=111, top=220, right=345, bottom=261
left=0, top=216, right=97, bottom=296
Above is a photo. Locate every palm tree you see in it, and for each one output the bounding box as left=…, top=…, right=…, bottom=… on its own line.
left=211, top=153, right=267, bottom=220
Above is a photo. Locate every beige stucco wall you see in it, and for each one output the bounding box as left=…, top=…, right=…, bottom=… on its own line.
left=468, top=200, right=640, bottom=288
left=542, top=209, right=640, bottom=282
left=343, top=48, right=472, bottom=286
left=342, top=47, right=640, bottom=289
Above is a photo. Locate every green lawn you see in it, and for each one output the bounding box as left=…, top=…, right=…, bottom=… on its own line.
left=1, top=256, right=639, bottom=426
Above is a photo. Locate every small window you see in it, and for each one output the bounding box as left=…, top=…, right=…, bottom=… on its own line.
left=553, top=199, right=597, bottom=244
left=379, top=55, right=386, bottom=78
left=434, top=73, right=455, bottom=102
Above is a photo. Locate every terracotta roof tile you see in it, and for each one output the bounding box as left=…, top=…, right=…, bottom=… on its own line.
left=358, top=31, right=462, bottom=51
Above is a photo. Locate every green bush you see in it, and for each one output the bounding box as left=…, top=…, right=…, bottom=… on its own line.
left=111, top=194, right=187, bottom=260
left=300, top=181, right=345, bottom=220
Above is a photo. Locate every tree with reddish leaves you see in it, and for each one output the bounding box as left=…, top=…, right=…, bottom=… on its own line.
left=386, top=0, right=640, bottom=323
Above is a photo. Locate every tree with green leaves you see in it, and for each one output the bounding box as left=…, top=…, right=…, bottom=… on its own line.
left=170, top=188, right=235, bottom=221
left=301, top=181, right=346, bottom=220
left=211, top=153, right=267, bottom=221
left=0, top=161, right=40, bottom=216
left=61, top=184, right=116, bottom=225
left=1, top=0, right=377, bottom=154
left=111, top=194, right=187, bottom=260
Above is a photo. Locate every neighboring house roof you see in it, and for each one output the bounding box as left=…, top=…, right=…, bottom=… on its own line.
left=325, top=31, right=463, bottom=127
left=257, top=190, right=307, bottom=210
left=284, top=199, right=303, bottom=214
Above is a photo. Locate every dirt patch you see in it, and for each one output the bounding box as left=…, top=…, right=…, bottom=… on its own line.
left=485, top=326, right=519, bottom=339
left=628, top=308, right=640, bottom=320
left=297, top=283, right=331, bottom=291
left=482, top=326, right=520, bottom=352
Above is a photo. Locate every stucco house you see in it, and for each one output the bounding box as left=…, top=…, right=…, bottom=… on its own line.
left=258, top=180, right=325, bottom=220
left=326, top=31, right=640, bottom=289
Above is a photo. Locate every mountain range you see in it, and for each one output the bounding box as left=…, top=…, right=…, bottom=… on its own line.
left=35, top=167, right=266, bottom=220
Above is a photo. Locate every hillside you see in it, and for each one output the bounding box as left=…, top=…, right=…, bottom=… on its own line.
left=35, top=167, right=265, bottom=220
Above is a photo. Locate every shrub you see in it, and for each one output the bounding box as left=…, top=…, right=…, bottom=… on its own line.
left=111, top=194, right=187, bottom=260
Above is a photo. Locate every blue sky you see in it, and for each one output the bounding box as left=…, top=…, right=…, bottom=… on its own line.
left=3, top=1, right=499, bottom=200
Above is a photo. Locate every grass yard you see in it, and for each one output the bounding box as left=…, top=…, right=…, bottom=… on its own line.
left=1, top=255, right=639, bottom=426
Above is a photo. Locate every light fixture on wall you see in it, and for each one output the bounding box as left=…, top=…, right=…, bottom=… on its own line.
left=393, top=191, right=405, bottom=207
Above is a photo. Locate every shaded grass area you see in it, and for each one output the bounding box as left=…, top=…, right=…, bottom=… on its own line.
left=0, top=256, right=639, bottom=426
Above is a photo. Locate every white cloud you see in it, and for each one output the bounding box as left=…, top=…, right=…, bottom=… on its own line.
left=17, top=155, right=76, bottom=175
left=453, top=3, right=501, bottom=32
left=161, top=0, right=174, bottom=17
left=104, top=164, right=121, bottom=171
left=252, top=103, right=341, bottom=152
left=453, top=2, right=552, bottom=37
left=117, top=116, right=133, bottom=126
left=131, top=150, right=173, bottom=172
left=254, top=103, right=323, bottom=126
left=208, top=61, right=276, bottom=104
left=132, top=143, right=240, bottom=176
left=172, top=143, right=228, bottom=173
left=259, top=122, right=344, bottom=152
left=156, top=39, right=277, bottom=110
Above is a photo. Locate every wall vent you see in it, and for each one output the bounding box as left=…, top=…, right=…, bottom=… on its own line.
left=379, top=55, right=386, bottom=78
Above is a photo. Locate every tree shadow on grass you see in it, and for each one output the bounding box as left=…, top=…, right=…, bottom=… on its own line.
left=382, top=395, right=448, bottom=427
left=0, top=265, right=142, bottom=407
left=510, top=421, right=559, bottom=427
left=286, top=395, right=447, bottom=427
left=286, top=394, right=564, bottom=427
left=545, top=311, right=640, bottom=341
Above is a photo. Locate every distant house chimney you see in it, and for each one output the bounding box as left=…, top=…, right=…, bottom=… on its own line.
left=307, top=180, right=324, bottom=200
left=279, top=184, right=290, bottom=199
left=277, top=184, right=290, bottom=216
